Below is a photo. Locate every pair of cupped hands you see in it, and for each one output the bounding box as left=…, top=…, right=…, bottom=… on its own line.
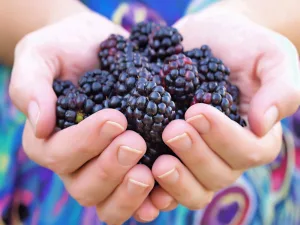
left=9, top=5, right=300, bottom=225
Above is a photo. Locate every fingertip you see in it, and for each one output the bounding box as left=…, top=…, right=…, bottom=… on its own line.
left=93, top=108, right=128, bottom=130
left=150, top=187, right=177, bottom=211
left=134, top=198, right=160, bottom=223
left=127, top=164, right=155, bottom=189
left=152, top=155, right=180, bottom=178
left=162, top=119, right=189, bottom=142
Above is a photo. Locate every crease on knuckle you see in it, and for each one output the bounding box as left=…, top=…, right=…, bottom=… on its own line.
left=210, top=173, right=239, bottom=191
left=68, top=184, right=96, bottom=207
left=241, top=150, right=262, bottom=169
left=187, top=191, right=214, bottom=210
left=95, top=163, right=119, bottom=183
left=45, top=152, right=71, bottom=175
left=97, top=210, right=119, bottom=225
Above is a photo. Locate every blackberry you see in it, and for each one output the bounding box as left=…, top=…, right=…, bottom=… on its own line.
left=78, top=69, right=116, bottom=104
left=148, top=26, right=183, bottom=61
left=148, top=62, right=163, bottom=85
left=130, top=21, right=162, bottom=51
left=56, top=90, right=95, bottom=129
left=223, top=82, right=240, bottom=103
left=198, top=56, right=230, bottom=83
left=102, top=94, right=130, bottom=113
left=192, top=82, right=246, bottom=127
left=115, top=67, right=152, bottom=96
left=110, top=50, right=151, bottom=79
left=162, top=53, right=199, bottom=103
left=126, top=78, right=176, bottom=142
left=99, top=34, right=137, bottom=71
left=185, top=45, right=213, bottom=64
left=53, top=80, right=76, bottom=97
left=140, top=141, right=175, bottom=169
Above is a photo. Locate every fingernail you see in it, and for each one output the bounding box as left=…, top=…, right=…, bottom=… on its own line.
left=158, top=168, right=179, bottom=184
left=139, top=213, right=158, bottom=222
left=28, top=101, right=40, bottom=134
left=166, top=133, right=192, bottom=151
left=127, top=178, right=149, bottom=195
left=100, top=121, right=125, bottom=137
left=264, top=106, right=278, bottom=133
left=186, top=114, right=210, bottom=134
left=118, top=146, right=143, bottom=166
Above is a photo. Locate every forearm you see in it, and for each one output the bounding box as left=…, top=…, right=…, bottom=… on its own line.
left=0, top=0, right=90, bottom=65
left=218, top=0, right=300, bottom=52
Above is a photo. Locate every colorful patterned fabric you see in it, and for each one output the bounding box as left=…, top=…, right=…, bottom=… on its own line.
left=1, top=0, right=300, bottom=224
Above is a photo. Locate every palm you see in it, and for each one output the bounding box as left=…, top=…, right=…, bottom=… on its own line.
left=176, top=11, right=282, bottom=116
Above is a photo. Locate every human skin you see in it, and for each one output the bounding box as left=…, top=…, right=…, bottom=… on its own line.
left=4, top=0, right=300, bottom=224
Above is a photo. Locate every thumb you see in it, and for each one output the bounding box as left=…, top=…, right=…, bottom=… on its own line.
left=9, top=43, right=58, bottom=139
left=248, top=40, right=300, bottom=137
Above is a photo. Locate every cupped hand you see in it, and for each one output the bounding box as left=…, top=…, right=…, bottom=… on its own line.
left=9, top=12, right=159, bottom=224
left=149, top=7, right=300, bottom=212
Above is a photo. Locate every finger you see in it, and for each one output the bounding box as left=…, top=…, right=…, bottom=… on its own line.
left=22, top=109, right=127, bottom=174
left=150, top=187, right=178, bottom=211
left=133, top=197, right=160, bottom=223
left=162, top=120, right=242, bottom=191
left=9, top=48, right=58, bottom=139
left=185, top=104, right=282, bottom=170
left=248, top=39, right=300, bottom=136
left=61, top=130, right=146, bottom=206
left=96, top=165, right=154, bottom=225
left=152, top=155, right=214, bottom=210
left=9, top=13, right=129, bottom=139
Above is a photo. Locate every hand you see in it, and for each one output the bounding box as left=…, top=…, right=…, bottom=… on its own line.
left=9, top=12, right=159, bottom=224
left=149, top=7, right=300, bottom=211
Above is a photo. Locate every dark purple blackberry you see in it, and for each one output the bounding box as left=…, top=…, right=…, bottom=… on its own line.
left=110, top=50, right=151, bottom=80
left=115, top=67, right=152, bottom=96
left=162, top=53, right=199, bottom=103
left=148, top=26, right=183, bottom=61
left=224, top=82, right=240, bottom=104
left=198, top=56, right=230, bottom=83
left=140, top=141, right=175, bottom=169
left=126, top=78, right=176, bottom=142
left=78, top=69, right=116, bottom=104
left=130, top=21, right=162, bottom=51
left=53, top=80, right=76, bottom=97
left=148, top=63, right=163, bottom=85
left=192, top=82, right=246, bottom=127
left=102, top=94, right=130, bottom=113
left=99, top=34, right=138, bottom=71
left=56, top=90, right=95, bottom=129
left=184, top=45, right=213, bottom=64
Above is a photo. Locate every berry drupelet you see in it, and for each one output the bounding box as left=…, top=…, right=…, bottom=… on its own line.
left=78, top=69, right=116, bottom=104
left=56, top=91, right=95, bottom=129
left=198, top=56, right=230, bottom=83
left=53, top=79, right=76, bottom=97
left=110, top=49, right=151, bottom=79
left=140, top=141, right=175, bottom=169
left=162, top=53, right=199, bottom=104
left=192, top=82, right=246, bottom=127
left=185, top=45, right=213, bottom=64
left=130, top=21, right=162, bottom=51
left=148, top=26, right=184, bottom=61
left=126, top=78, right=176, bottom=142
left=99, top=34, right=138, bottom=71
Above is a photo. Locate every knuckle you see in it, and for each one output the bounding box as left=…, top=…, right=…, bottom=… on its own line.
left=45, top=153, right=71, bottom=175
left=187, top=192, right=214, bottom=210
left=96, top=210, right=116, bottom=225
left=68, top=185, right=96, bottom=207
left=239, top=151, right=262, bottom=169
left=211, top=173, right=240, bottom=191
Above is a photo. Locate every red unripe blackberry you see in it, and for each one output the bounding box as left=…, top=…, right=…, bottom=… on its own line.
left=126, top=78, right=176, bottom=142
left=162, top=53, right=199, bottom=104
left=78, top=69, right=116, bottom=104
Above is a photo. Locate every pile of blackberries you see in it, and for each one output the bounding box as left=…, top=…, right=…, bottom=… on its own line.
left=53, top=22, right=246, bottom=169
